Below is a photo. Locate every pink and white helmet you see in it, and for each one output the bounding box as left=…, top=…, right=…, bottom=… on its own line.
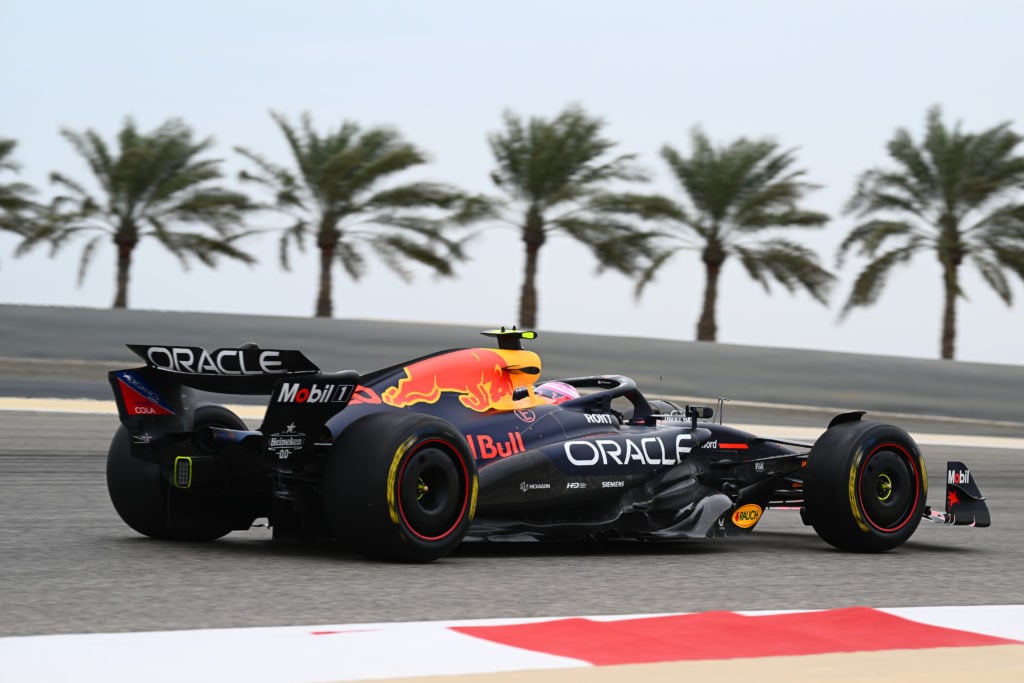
left=534, top=381, right=579, bottom=404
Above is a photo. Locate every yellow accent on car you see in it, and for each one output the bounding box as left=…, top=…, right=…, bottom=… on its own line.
left=173, top=456, right=192, bottom=489
left=386, top=436, right=417, bottom=525
left=848, top=447, right=870, bottom=533
left=469, top=474, right=479, bottom=520
left=731, top=503, right=763, bottom=529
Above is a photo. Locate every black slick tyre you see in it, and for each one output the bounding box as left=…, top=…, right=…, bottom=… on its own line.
left=323, top=412, right=477, bottom=562
left=804, top=420, right=927, bottom=552
left=107, top=404, right=246, bottom=542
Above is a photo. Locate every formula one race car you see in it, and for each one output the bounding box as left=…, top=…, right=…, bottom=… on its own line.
left=106, top=329, right=990, bottom=562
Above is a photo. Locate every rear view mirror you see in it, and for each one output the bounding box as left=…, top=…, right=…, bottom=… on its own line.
left=685, top=406, right=714, bottom=420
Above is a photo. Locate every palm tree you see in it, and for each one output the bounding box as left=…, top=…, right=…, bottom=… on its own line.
left=635, top=128, right=832, bottom=341
left=17, top=118, right=255, bottom=308
left=838, top=106, right=1024, bottom=360
left=488, top=104, right=662, bottom=328
left=236, top=111, right=486, bottom=318
left=0, top=138, right=37, bottom=235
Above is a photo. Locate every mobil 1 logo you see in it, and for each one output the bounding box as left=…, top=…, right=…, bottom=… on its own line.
left=275, top=379, right=355, bottom=405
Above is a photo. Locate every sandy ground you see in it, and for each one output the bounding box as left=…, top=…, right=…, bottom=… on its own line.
left=359, top=645, right=1024, bottom=683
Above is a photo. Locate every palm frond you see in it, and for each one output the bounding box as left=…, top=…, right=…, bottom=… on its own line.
left=847, top=176, right=929, bottom=219
left=489, top=104, right=644, bottom=208
left=970, top=254, right=1013, bottom=304
left=235, top=146, right=297, bottom=192
left=987, top=243, right=1024, bottom=287
left=162, top=231, right=258, bottom=268
left=270, top=111, right=319, bottom=191
left=964, top=201, right=1024, bottom=238
left=363, top=182, right=463, bottom=211
left=278, top=219, right=308, bottom=270
left=838, top=243, right=923, bottom=318
left=585, top=193, right=689, bottom=223
left=449, top=194, right=500, bottom=225
left=735, top=208, right=828, bottom=231
left=0, top=138, right=21, bottom=173
left=148, top=217, right=189, bottom=268
left=368, top=238, right=412, bottom=282
left=633, top=249, right=677, bottom=298
left=734, top=239, right=834, bottom=304
left=162, top=188, right=253, bottom=234
left=555, top=216, right=654, bottom=275
left=361, top=213, right=444, bottom=238
left=836, top=219, right=920, bottom=265
left=60, top=126, right=115, bottom=195
left=590, top=230, right=661, bottom=277
left=886, top=127, right=935, bottom=194
left=48, top=171, right=95, bottom=205
left=75, top=234, right=105, bottom=285
left=375, top=233, right=456, bottom=279
left=336, top=239, right=367, bottom=281
left=342, top=138, right=427, bottom=196
left=0, top=139, right=38, bottom=230
left=14, top=225, right=56, bottom=256
left=16, top=204, right=110, bottom=257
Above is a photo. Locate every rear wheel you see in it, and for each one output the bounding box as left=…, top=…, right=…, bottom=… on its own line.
left=804, top=421, right=927, bottom=552
left=323, top=412, right=477, bottom=562
left=107, top=405, right=246, bottom=541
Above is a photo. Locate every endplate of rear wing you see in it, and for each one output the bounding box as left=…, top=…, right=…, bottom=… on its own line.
left=110, top=342, right=361, bottom=465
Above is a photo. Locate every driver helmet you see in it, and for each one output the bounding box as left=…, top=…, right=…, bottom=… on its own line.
left=534, top=380, right=579, bottom=404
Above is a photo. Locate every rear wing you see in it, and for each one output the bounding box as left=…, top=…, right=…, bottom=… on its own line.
left=110, top=345, right=358, bottom=458
left=124, top=344, right=320, bottom=394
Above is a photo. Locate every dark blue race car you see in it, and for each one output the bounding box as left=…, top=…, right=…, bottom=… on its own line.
left=107, top=329, right=990, bottom=562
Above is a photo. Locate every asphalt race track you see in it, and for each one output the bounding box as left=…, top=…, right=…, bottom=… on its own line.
left=1, top=410, right=1022, bottom=637
left=0, top=305, right=1022, bottom=638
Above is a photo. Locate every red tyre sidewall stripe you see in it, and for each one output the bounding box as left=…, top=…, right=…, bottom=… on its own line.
left=857, top=442, right=920, bottom=532
left=397, top=437, right=470, bottom=542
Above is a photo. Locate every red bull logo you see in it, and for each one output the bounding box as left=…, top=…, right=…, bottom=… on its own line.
left=465, top=432, right=526, bottom=459
left=382, top=348, right=536, bottom=412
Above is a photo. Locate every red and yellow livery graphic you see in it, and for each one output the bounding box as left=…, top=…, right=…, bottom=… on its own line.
left=382, top=348, right=542, bottom=412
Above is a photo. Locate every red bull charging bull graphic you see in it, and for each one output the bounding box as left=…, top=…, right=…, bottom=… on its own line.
left=382, top=348, right=540, bottom=412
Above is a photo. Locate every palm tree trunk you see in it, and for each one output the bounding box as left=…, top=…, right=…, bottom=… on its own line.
left=112, top=241, right=133, bottom=309
left=940, top=258, right=959, bottom=360
left=518, top=206, right=546, bottom=328
left=697, top=243, right=725, bottom=342
left=315, top=241, right=335, bottom=318
left=938, top=222, right=963, bottom=360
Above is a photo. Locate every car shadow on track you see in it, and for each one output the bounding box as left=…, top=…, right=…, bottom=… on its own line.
left=107, top=532, right=767, bottom=561
left=105, top=526, right=857, bottom=563
left=105, top=517, right=977, bottom=563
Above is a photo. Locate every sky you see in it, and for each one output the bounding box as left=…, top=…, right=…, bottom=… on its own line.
left=1, top=0, right=1022, bottom=366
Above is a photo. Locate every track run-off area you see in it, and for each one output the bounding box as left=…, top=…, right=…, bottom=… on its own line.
left=0, top=306, right=1022, bottom=680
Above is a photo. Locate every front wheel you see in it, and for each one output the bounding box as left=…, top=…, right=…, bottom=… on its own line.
left=323, top=412, right=477, bottom=562
left=804, top=421, right=927, bottom=552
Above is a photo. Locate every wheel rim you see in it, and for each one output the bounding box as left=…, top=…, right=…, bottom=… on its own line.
left=857, top=444, right=920, bottom=532
left=397, top=440, right=469, bottom=541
